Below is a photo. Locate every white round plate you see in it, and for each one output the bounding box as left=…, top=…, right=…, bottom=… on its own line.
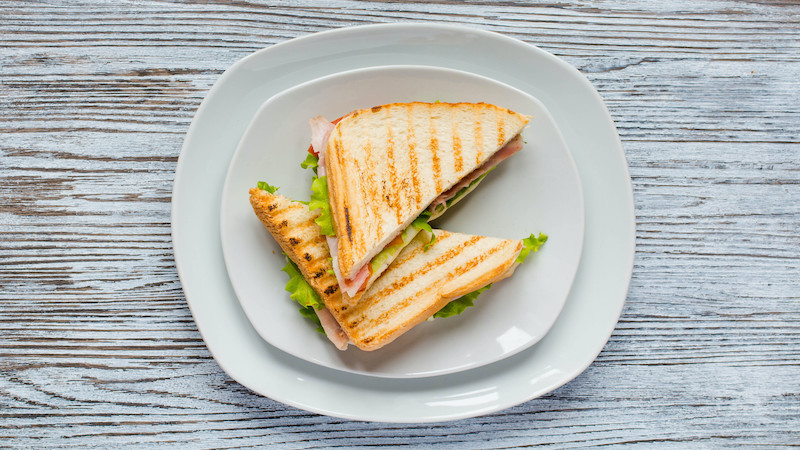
left=172, top=23, right=634, bottom=422
left=220, top=65, right=584, bottom=378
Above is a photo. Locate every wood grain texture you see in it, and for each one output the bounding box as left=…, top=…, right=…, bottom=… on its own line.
left=1, top=0, right=798, bottom=447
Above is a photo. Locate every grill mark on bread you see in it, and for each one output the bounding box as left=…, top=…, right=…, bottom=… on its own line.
left=407, top=105, right=421, bottom=208
left=386, top=124, right=403, bottom=224
left=294, top=234, right=326, bottom=254
left=319, top=286, right=339, bottom=302
left=452, top=132, right=463, bottom=173
left=267, top=208, right=311, bottom=228
left=324, top=284, right=338, bottom=295
left=441, top=240, right=509, bottom=286
left=474, top=108, right=484, bottom=164
left=497, top=113, right=506, bottom=146
left=451, top=104, right=464, bottom=173
left=429, top=116, right=442, bottom=193
left=270, top=215, right=323, bottom=241
left=286, top=221, right=323, bottom=238
left=363, top=140, right=384, bottom=241
left=344, top=207, right=352, bottom=242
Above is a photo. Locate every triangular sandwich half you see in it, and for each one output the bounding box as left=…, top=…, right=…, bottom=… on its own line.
left=308, top=102, right=530, bottom=304
left=249, top=187, right=545, bottom=351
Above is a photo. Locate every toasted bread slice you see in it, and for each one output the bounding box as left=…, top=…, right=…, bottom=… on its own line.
left=325, top=102, right=530, bottom=280
left=342, top=228, right=522, bottom=350
left=249, top=188, right=523, bottom=351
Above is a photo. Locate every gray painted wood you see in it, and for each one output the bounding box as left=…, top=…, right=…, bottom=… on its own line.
left=1, top=0, right=798, bottom=447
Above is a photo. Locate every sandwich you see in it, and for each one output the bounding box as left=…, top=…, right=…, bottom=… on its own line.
left=305, top=102, right=531, bottom=305
left=249, top=185, right=546, bottom=351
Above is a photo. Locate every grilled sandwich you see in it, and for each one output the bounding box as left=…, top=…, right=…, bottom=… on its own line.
left=307, top=102, right=531, bottom=305
left=249, top=187, right=544, bottom=351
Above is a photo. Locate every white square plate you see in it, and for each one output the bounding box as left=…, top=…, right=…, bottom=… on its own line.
left=172, top=24, right=634, bottom=422
left=220, top=65, right=584, bottom=377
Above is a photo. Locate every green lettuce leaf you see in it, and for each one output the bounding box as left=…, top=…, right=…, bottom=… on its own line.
left=309, top=175, right=335, bottom=236
left=370, top=227, right=420, bottom=272
left=256, top=181, right=279, bottom=193
left=411, top=210, right=436, bottom=250
left=301, top=153, right=319, bottom=174
left=298, top=305, right=324, bottom=334
left=433, top=284, right=492, bottom=318
left=517, top=233, right=548, bottom=264
left=370, top=241, right=402, bottom=272
left=281, top=257, right=323, bottom=310
left=281, top=257, right=325, bottom=334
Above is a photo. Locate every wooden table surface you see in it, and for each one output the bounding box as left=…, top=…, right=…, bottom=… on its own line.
left=2, top=1, right=798, bottom=447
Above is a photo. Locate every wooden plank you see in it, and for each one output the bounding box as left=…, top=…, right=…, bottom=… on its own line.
left=1, top=0, right=798, bottom=446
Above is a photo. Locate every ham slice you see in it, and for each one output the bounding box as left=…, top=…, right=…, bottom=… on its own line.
left=428, top=134, right=524, bottom=213
left=310, top=116, right=370, bottom=297
left=315, top=308, right=349, bottom=350
left=309, top=116, right=335, bottom=161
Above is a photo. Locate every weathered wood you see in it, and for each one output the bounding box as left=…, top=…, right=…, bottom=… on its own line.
left=1, top=0, right=798, bottom=447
